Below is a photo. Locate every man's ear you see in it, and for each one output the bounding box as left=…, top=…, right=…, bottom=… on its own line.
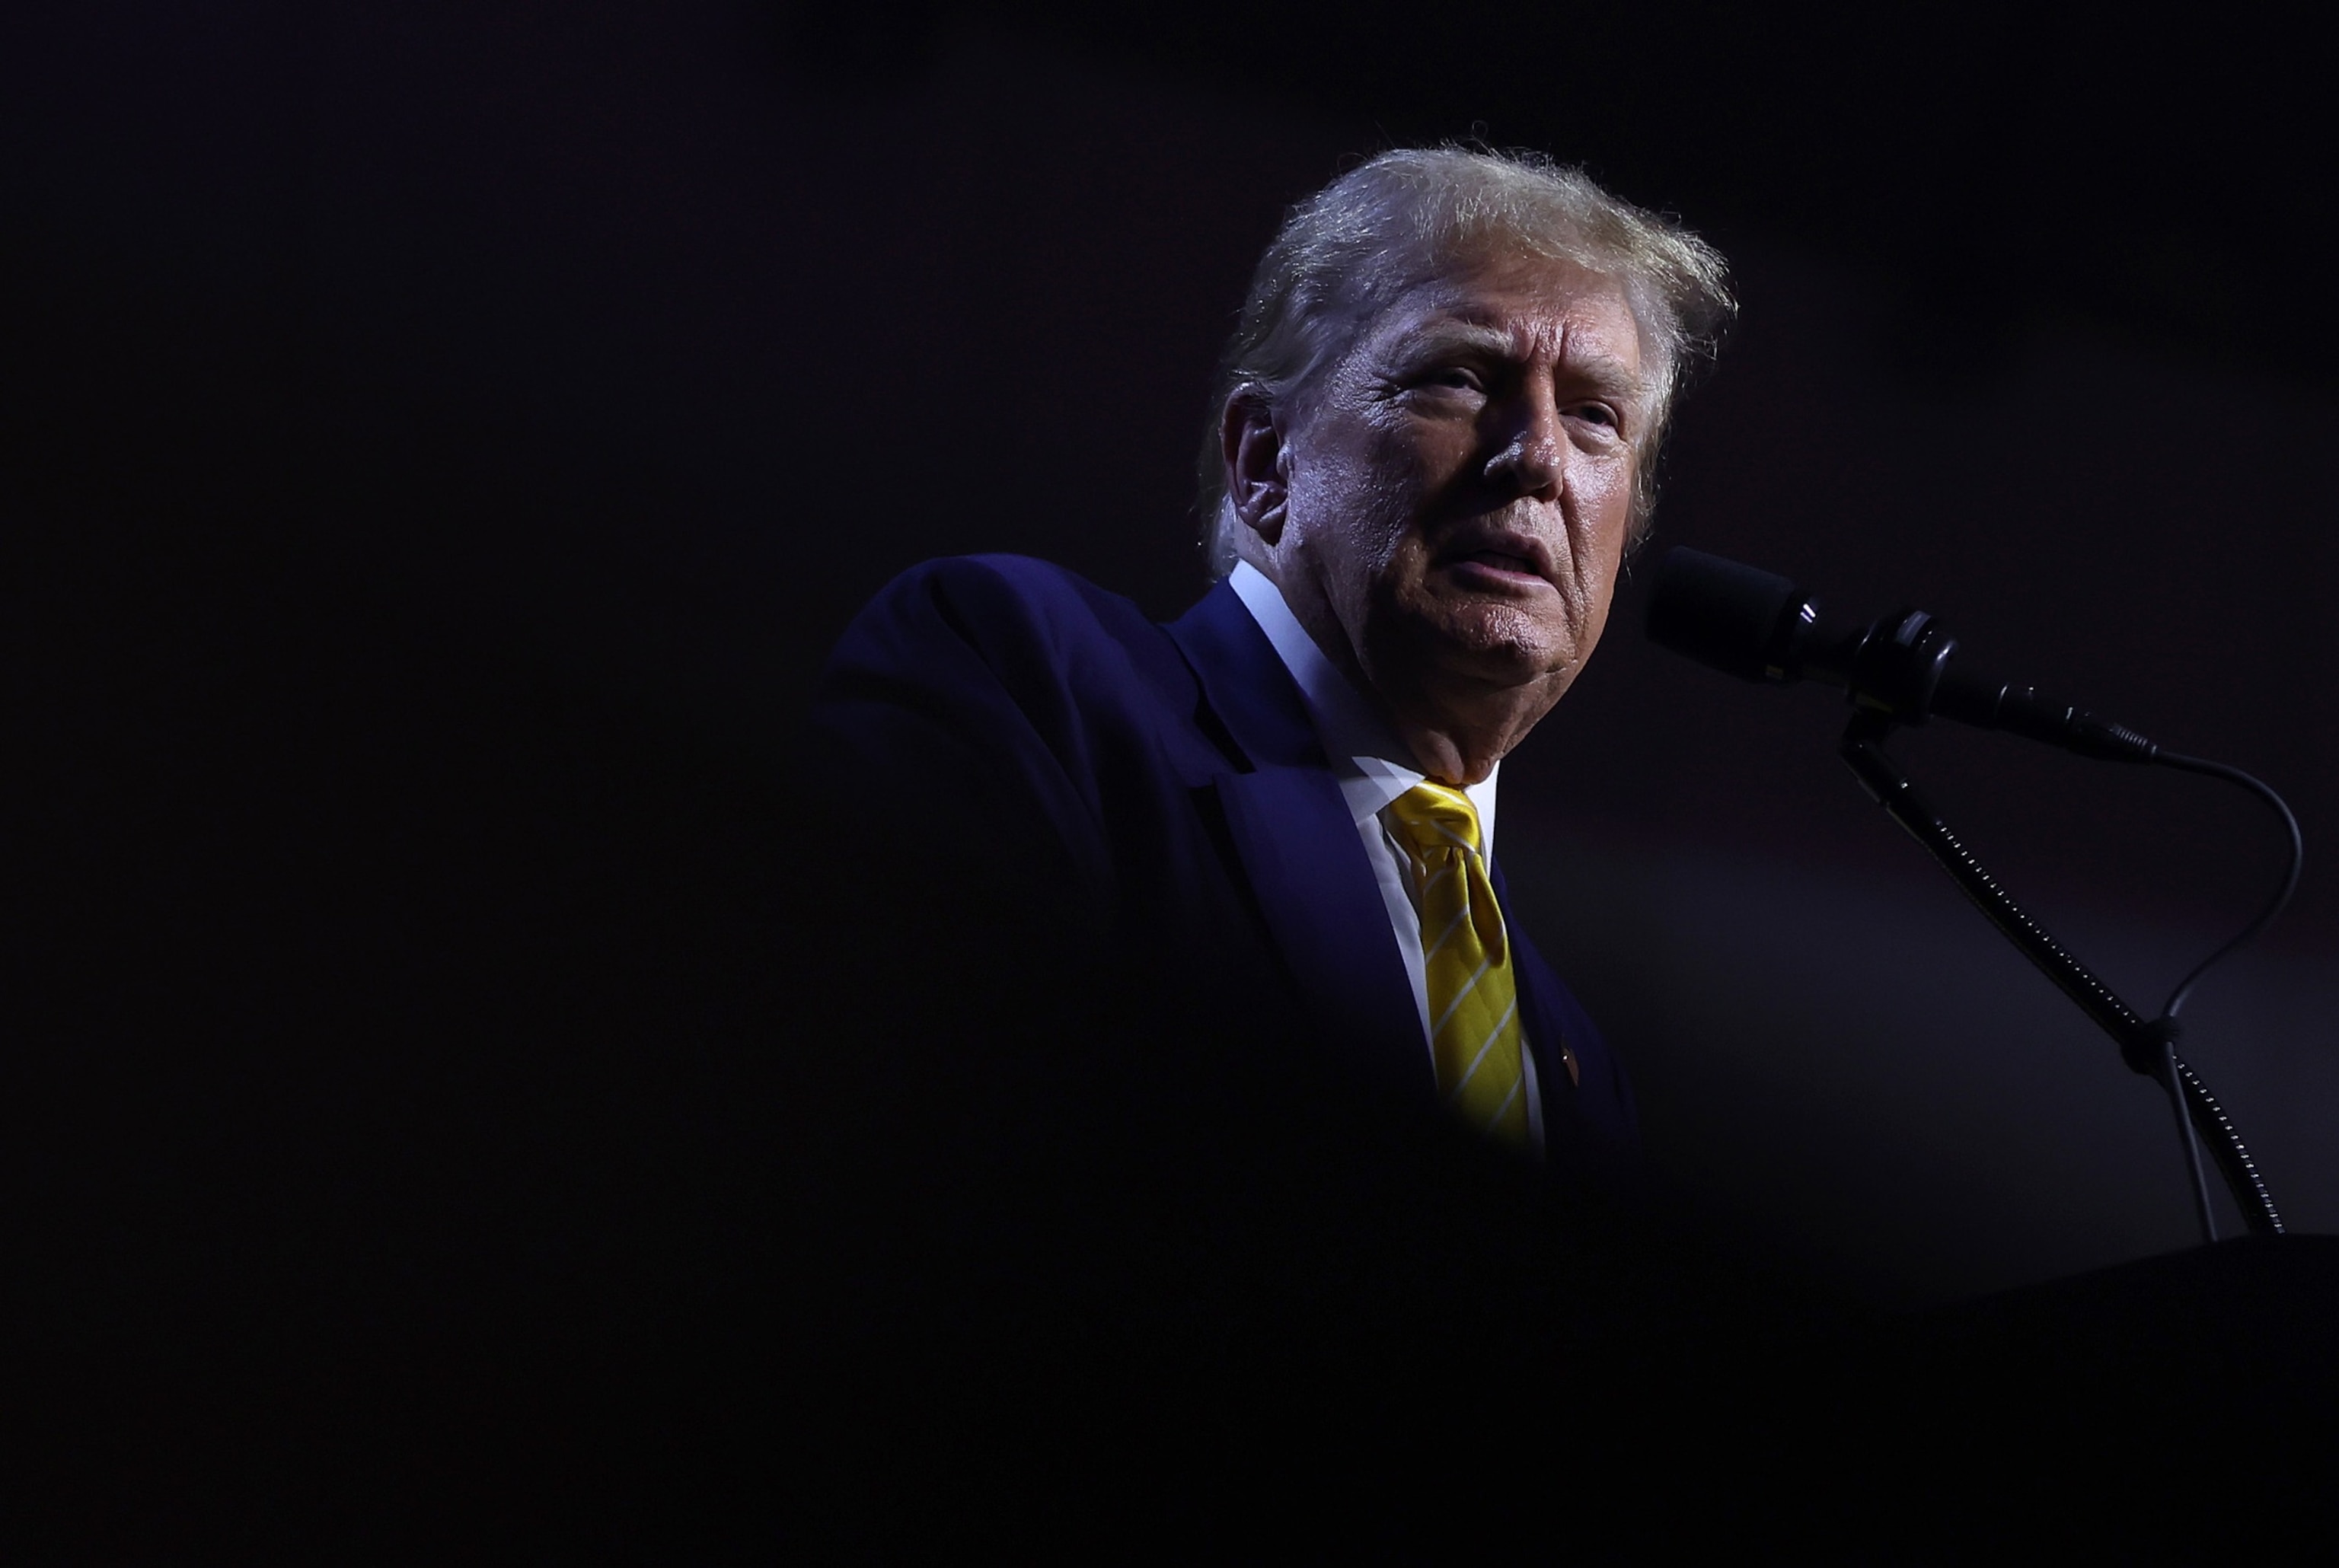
left=1219, top=391, right=1289, bottom=547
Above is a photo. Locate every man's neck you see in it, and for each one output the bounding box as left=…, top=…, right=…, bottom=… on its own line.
left=1372, top=669, right=1563, bottom=786
left=1224, top=559, right=1503, bottom=840
left=1242, top=559, right=1557, bottom=787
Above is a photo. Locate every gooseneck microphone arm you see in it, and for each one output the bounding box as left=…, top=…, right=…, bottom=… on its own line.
left=1837, top=710, right=2278, bottom=1240
left=1648, top=547, right=2290, bottom=1244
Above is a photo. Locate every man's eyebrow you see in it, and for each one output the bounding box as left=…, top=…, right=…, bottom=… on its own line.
left=1390, top=321, right=1511, bottom=356
left=1392, top=320, right=1651, bottom=402
left=1561, top=352, right=1651, bottom=404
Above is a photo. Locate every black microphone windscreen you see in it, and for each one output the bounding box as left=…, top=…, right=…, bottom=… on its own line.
left=1645, top=547, right=1807, bottom=682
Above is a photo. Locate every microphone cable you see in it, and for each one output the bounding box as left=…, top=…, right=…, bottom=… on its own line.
left=2143, top=751, right=2305, bottom=1243
left=2152, top=753, right=2304, bottom=1025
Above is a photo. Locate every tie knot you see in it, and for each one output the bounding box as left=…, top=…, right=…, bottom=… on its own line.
left=1386, top=781, right=1483, bottom=859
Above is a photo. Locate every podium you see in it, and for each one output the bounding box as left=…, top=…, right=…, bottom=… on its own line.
left=1846, top=1236, right=2339, bottom=1553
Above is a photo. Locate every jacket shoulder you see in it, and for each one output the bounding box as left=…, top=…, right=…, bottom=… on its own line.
left=811, top=556, right=1206, bottom=923
left=829, top=554, right=1192, bottom=709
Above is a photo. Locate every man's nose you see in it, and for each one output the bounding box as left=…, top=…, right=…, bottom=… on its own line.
left=1482, top=390, right=1564, bottom=501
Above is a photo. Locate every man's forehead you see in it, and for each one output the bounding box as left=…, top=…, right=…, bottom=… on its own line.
left=1372, top=260, right=1645, bottom=371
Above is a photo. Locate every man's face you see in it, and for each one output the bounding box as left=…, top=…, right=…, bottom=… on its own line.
left=1266, top=252, right=1646, bottom=735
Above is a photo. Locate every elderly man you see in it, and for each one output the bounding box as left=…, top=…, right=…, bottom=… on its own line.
left=801, top=143, right=1736, bottom=1538
left=815, top=147, right=1727, bottom=1189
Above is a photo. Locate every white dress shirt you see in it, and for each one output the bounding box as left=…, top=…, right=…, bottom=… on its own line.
left=1227, top=563, right=1545, bottom=1151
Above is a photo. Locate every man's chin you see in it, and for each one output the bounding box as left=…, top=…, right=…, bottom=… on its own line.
left=1419, top=617, right=1581, bottom=693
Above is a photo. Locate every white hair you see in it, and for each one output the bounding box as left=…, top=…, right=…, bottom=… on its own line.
left=1198, top=146, right=1734, bottom=577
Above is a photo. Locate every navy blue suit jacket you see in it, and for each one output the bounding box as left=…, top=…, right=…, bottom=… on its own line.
left=814, top=553, right=1639, bottom=1191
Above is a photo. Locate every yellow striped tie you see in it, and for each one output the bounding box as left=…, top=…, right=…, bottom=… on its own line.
left=1386, top=782, right=1528, bottom=1147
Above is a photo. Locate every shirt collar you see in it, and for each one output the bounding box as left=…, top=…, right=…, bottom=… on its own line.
left=1226, top=561, right=1499, bottom=850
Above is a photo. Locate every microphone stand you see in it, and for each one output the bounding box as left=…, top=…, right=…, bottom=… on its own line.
left=1838, top=708, right=2283, bottom=1242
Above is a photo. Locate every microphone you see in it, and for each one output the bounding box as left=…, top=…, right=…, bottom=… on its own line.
left=1644, top=547, right=2159, bottom=763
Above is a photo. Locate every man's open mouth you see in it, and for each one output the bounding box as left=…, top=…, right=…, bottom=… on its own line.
left=1448, top=547, right=1549, bottom=586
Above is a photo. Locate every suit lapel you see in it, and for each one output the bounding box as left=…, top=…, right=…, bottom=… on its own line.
left=1211, top=767, right=1431, bottom=1101
left=1492, top=856, right=1575, bottom=1134
left=1169, top=584, right=1431, bottom=1101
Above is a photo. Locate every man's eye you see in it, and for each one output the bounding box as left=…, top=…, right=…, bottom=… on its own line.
left=1426, top=368, right=1484, bottom=391
left=1570, top=403, right=1619, bottom=429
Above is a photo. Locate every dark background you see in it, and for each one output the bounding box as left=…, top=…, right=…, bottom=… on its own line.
left=7, top=0, right=2336, bottom=1537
